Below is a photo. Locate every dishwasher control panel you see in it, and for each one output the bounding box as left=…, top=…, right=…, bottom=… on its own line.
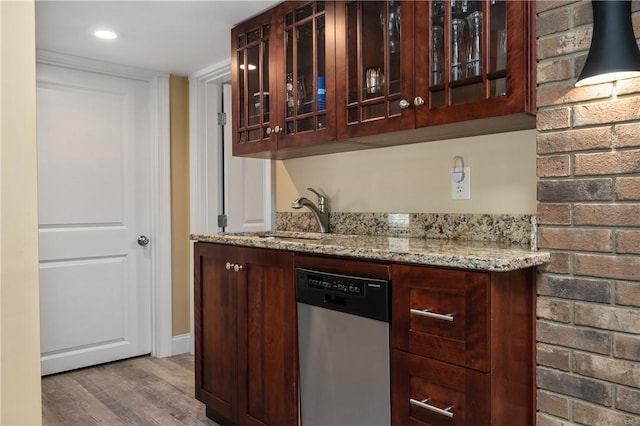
left=296, top=268, right=390, bottom=322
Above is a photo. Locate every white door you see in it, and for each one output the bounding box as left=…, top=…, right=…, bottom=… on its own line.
left=223, top=83, right=273, bottom=233
left=37, top=63, right=152, bottom=375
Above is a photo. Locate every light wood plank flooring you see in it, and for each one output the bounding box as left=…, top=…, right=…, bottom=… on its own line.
left=42, top=354, right=219, bottom=426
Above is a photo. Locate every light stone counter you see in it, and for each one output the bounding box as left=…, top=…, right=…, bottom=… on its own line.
left=191, top=231, right=550, bottom=272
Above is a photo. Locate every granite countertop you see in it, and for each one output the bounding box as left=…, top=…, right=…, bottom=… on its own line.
left=191, top=231, right=550, bottom=272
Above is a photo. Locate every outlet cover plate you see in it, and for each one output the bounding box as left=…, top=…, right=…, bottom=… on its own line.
left=451, top=167, right=471, bottom=200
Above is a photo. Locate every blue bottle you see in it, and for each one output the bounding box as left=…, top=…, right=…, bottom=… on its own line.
left=317, top=76, right=326, bottom=110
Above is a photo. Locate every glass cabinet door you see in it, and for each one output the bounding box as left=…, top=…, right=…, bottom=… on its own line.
left=284, top=2, right=325, bottom=135
left=416, top=0, right=507, bottom=108
left=336, top=0, right=414, bottom=139
left=232, top=20, right=276, bottom=154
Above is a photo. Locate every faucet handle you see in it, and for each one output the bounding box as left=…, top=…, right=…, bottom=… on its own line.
left=307, top=187, right=328, bottom=212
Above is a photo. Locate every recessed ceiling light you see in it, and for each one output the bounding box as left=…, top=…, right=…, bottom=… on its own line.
left=94, top=30, right=118, bottom=40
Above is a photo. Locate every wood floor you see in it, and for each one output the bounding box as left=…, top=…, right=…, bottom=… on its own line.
left=42, top=354, right=219, bottom=426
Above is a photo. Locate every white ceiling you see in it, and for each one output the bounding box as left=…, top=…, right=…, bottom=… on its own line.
left=35, top=0, right=281, bottom=76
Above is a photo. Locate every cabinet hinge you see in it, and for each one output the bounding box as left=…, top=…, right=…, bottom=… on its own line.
left=217, top=214, right=228, bottom=228
left=217, top=112, right=227, bottom=126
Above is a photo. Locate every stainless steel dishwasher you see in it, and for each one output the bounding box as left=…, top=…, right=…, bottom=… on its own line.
left=296, top=267, right=391, bottom=426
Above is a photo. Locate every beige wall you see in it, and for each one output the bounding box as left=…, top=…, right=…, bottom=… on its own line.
left=170, top=76, right=190, bottom=336
left=276, top=129, right=537, bottom=214
left=0, top=0, right=43, bottom=424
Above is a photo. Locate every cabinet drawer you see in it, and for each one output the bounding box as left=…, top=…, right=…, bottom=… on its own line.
left=392, top=350, right=489, bottom=426
left=392, top=265, right=489, bottom=371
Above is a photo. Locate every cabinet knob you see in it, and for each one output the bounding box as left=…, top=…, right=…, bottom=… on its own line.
left=399, top=99, right=410, bottom=109
left=265, top=127, right=273, bottom=136
left=414, top=96, right=425, bottom=107
left=225, top=262, right=232, bottom=270
left=274, top=125, right=282, bottom=134
left=234, top=264, right=243, bottom=272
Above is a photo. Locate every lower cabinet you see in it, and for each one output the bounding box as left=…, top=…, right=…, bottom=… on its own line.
left=194, top=242, right=298, bottom=426
left=391, top=265, right=535, bottom=426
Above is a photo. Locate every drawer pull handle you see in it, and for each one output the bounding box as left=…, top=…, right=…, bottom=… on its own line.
left=410, top=308, right=454, bottom=321
left=410, top=398, right=454, bottom=418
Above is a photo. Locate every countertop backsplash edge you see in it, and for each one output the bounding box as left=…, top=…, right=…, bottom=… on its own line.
left=276, top=212, right=538, bottom=250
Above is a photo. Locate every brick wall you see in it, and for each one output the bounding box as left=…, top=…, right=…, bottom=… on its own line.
left=536, top=1, right=640, bottom=425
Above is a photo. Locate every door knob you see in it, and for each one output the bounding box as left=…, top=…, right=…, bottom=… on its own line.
left=137, top=235, right=150, bottom=246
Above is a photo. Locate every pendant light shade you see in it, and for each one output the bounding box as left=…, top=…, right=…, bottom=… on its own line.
left=575, top=0, right=640, bottom=87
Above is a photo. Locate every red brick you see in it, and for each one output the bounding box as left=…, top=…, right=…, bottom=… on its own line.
left=537, top=343, right=572, bottom=371
left=539, top=254, right=571, bottom=274
left=573, top=1, right=592, bottom=27
left=536, top=413, right=573, bottom=426
left=615, top=122, right=640, bottom=148
left=616, top=281, right=640, bottom=308
left=537, top=1, right=575, bottom=14
left=537, top=204, right=571, bottom=225
left=537, top=8, right=570, bottom=38
left=574, top=401, right=640, bottom=425
left=574, top=352, right=640, bottom=387
left=614, top=333, right=640, bottom=361
left=538, top=228, right=611, bottom=252
left=574, top=204, right=640, bottom=226
left=574, top=97, right=640, bottom=126
left=575, top=303, right=640, bottom=334
left=537, top=127, right=611, bottom=154
left=537, top=155, right=571, bottom=177
left=616, top=230, right=640, bottom=254
left=614, top=76, right=640, bottom=96
left=538, top=107, right=571, bottom=130
left=575, top=253, right=640, bottom=281
left=538, top=367, right=612, bottom=406
left=617, top=386, right=640, bottom=416
left=537, top=390, right=570, bottom=419
left=615, top=177, right=640, bottom=200
left=537, top=321, right=611, bottom=354
left=575, top=149, right=640, bottom=176
left=537, top=81, right=613, bottom=107
left=537, top=297, right=571, bottom=323
left=537, top=27, right=592, bottom=60
left=538, top=59, right=572, bottom=83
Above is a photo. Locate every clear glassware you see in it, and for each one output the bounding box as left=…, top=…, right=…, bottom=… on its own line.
left=466, top=10, right=483, bottom=77
left=451, top=18, right=466, bottom=81
left=286, top=72, right=295, bottom=116
left=296, top=76, right=306, bottom=114
left=380, top=1, right=401, bottom=54
left=432, top=25, right=444, bottom=85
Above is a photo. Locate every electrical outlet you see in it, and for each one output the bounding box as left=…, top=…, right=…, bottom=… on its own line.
left=451, top=167, right=471, bottom=200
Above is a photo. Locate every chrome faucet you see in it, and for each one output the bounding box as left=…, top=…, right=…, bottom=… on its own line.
left=292, top=188, right=330, bottom=233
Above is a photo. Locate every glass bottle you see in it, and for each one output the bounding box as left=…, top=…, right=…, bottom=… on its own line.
left=451, top=18, right=466, bottom=81
left=432, top=25, right=444, bottom=85
left=466, top=10, right=483, bottom=77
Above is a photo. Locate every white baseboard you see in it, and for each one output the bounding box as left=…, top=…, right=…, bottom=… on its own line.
left=172, top=333, right=193, bottom=356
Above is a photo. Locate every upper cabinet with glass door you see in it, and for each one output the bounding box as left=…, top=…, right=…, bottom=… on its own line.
left=414, top=0, right=535, bottom=129
left=231, top=1, right=336, bottom=158
left=334, top=0, right=535, bottom=141
left=232, top=10, right=279, bottom=157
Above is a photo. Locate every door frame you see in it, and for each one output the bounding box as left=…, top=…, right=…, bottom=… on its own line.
left=36, top=50, right=174, bottom=358
left=188, top=59, right=274, bottom=352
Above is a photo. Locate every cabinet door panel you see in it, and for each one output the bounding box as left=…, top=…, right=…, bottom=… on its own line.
left=237, top=248, right=297, bottom=426
left=392, top=265, right=490, bottom=371
left=335, top=0, right=415, bottom=139
left=194, top=243, right=239, bottom=426
left=392, top=350, right=490, bottom=426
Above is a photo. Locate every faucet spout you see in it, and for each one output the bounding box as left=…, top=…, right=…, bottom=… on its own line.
left=291, top=195, right=330, bottom=233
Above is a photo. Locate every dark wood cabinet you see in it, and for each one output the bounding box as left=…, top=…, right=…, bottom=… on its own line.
left=231, top=0, right=536, bottom=159
left=335, top=0, right=535, bottom=142
left=391, top=264, right=535, bottom=425
left=231, top=1, right=337, bottom=158
left=194, top=243, right=298, bottom=426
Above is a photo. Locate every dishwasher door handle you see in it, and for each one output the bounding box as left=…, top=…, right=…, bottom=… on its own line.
left=324, top=294, right=347, bottom=306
